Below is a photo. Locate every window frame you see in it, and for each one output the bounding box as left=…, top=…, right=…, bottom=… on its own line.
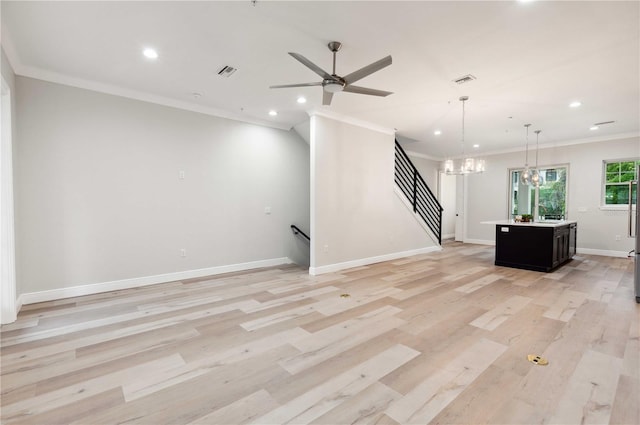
left=601, top=158, right=640, bottom=209
left=507, top=163, right=570, bottom=220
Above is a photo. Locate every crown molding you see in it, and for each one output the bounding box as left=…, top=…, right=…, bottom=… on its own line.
left=478, top=132, right=640, bottom=158
left=403, top=131, right=640, bottom=162
left=19, top=65, right=293, bottom=131
left=5, top=41, right=292, bottom=132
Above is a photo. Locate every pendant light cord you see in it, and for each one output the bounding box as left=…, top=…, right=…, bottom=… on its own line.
left=534, top=130, right=540, bottom=168
left=524, top=124, right=530, bottom=165
left=461, top=97, right=466, bottom=157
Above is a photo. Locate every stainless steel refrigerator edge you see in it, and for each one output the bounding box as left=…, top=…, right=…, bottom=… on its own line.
left=632, top=165, right=639, bottom=303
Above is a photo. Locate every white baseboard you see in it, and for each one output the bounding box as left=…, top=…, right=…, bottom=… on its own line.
left=18, top=257, right=293, bottom=306
left=309, top=246, right=442, bottom=275
left=576, top=248, right=631, bottom=258
left=454, top=242, right=628, bottom=258
left=15, top=295, right=23, bottom=314
left=463, top=238, right=495, bottom=246
left=441, top=233, right=455, bottom=240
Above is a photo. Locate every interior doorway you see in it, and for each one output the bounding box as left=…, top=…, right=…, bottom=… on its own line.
left=438, top=172, right=457, bottom=240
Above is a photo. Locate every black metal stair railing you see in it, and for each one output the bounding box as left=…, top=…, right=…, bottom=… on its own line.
left=290, top=224, right=310, bottom=242
left=394, top=140, right=443, bottom=244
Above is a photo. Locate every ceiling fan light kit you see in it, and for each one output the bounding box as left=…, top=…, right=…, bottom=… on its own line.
left=270, top=41, right=393, bottom=106
left=443, top=96, right=485, bottom=175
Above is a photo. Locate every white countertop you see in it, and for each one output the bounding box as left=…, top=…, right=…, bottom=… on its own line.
left=481, top=219, right=577, bottom=228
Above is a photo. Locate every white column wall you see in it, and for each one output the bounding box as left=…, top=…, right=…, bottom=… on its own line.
left=310, top=114, right=437, bottom=274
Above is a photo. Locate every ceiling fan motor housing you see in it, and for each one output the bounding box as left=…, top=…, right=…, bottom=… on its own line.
left=323, top=78, right=345, bottom=93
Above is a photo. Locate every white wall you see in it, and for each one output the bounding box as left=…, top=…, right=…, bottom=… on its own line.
left=465, top=136, right=640, bottom=254
left=406, top=155, right=439, bottom=189
left=310, top=114, right=437, bottom=273
left=408, top=154, right=456, bottom=239
left=1, top=47, right=18, bottom=322
left=15, top=77, right=310, bottom=295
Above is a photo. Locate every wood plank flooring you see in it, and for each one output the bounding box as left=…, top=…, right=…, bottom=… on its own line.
left=1, top=242, right=638, bottom=424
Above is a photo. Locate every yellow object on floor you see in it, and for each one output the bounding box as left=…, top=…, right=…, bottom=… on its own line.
left=528, top=354, right=549, bottom=365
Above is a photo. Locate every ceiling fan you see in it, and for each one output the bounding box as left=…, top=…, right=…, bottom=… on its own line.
left=270, top=41, right=393, bottom=106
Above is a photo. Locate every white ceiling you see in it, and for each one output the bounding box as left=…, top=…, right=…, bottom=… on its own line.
left=2, top=1, right=639, bottom=158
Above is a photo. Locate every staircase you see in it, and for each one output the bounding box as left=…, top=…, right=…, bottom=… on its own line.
left=394, top=140, right=443, bottom=244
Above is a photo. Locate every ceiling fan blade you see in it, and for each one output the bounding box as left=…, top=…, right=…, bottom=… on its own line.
left=270, top=82, right=322, bottom=89
left=288, top=52, right=334, bottom=80
left=343, top=55, right=392, bottom=85
left=322, top=90, right=334, bottom=106
left=343, top=85, right=393, bottom=97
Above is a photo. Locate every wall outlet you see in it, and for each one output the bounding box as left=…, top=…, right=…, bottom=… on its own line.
left=264, top=207, right=271, bottom=215
left=578, top=207, right=587, bottom=213
left=323, top=244, right=329, bottom=253
left=179, top=170, right=185, bottom=179
left=615, top=235, right=621, bottom=241
left=180, top=248, right=187, bottom=257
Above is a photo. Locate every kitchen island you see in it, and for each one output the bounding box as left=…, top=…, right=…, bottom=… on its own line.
left=484, top=220, right=577, bottom=272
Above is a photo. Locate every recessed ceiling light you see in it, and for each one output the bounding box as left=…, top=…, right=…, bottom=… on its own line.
left=590, top=125, right=599, bottom=131
left=434, top=130, right=442, bottom=136
left=297, top=96, right=307, bottom=104
left=473, top=144, right=480, bottom=148
left=569, top=101, right=582, bottom=108
left=143, top=48, right=158, bottom=59
left=269, top=110, right=278, bottom=116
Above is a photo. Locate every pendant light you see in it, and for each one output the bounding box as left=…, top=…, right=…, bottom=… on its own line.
left=520, top=124, right=532, bottom=185
left=443, top=96, right=485, bottom=175
left=530, top=130, right=544, bottom=187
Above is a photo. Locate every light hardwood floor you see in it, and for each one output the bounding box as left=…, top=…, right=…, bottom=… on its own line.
left=1, top=242, right=638, bottom=424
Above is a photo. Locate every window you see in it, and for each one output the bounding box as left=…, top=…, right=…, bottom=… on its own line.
left=603, top=159, right=639, bottom=205
left=509, top=165, right=568, bottom=220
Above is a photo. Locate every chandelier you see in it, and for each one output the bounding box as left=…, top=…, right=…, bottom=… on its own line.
left=520, top=124, right=532, bottom=185
left=443, top=96, right=485, bottom=175
left=530, top=130, right=544, bottom=187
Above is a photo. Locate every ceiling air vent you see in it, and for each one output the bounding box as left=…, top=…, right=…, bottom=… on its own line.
left=217, top=65, right=237, bottom=78
left=593, top=120, right=615, bottom=126
left=453, top=74, right=476, bottom=84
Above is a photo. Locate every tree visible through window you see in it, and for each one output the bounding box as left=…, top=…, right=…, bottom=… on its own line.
left=509, top=166, right=568, bottom=220
left=604, top=159, right=639, bottom=205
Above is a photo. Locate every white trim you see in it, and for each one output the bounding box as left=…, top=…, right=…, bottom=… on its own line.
left=309, top=246, right=442, bottom=276
left=0, top=75, right=17, bottom=324
left=17, top=257, right=293, bottom=306
left=399, top=133, right=640, bottom=162
left=16, top=294, right=23, bottom=313
left=309, top=115, right=317, bottom=271
left=480, top=132, right=640, bottom=159
left=463, top=238, right=495, bottom=246
left=576, top=248, right=631, bottom=258
left=14, top=65, right=292, bottom=132
left=307, top=108, right=396, bottom=136
left=441, top=233, right=455, bottom=240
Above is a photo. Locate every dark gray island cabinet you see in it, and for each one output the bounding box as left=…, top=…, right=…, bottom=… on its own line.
left=492, top=221, right=577, bottom=272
